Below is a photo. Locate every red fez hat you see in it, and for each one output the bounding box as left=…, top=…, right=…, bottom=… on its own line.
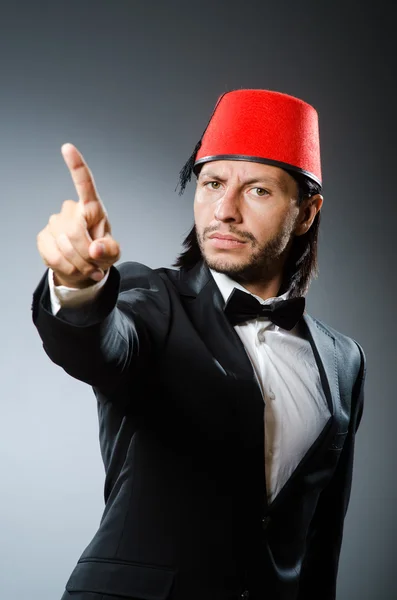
left=178, top=89, right=321, bottom=195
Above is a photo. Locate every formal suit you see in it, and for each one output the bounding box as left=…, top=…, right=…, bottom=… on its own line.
left=31, top=259, right=366, bottom=600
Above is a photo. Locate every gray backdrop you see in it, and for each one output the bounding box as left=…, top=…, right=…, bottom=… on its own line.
left=0, top=1, right=395, bottom=599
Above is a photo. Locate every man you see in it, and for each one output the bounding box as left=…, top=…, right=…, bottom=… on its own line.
left=32, top=89, right=366, bottom=600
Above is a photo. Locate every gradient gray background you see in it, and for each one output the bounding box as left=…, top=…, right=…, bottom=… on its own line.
left=0, top=1, right=395, bottom=599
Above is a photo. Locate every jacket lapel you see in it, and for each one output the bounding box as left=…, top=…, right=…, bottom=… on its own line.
left=300, top=313, right=339, bottom=421
left=177, top=261, right=258, bottom=383
left=265, top=312, right=340, bottom=509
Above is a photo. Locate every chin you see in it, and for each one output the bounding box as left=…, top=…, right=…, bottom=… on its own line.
left=204, top=252, right=251, bottom=276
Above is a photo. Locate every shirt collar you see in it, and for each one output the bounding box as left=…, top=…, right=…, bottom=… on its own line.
left=209, top=268, right=290, bottom=331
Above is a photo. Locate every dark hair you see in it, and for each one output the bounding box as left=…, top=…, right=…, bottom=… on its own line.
left=173, top=169, right=322, bottom=298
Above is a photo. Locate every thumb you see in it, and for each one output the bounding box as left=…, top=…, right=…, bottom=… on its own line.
left=89, top=233, right=120, bottom=263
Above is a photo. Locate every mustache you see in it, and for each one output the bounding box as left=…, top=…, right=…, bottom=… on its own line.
left=202, top=225, right=257, bottom=245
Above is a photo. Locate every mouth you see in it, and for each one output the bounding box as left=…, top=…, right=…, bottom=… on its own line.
left=207, top=233, right=247, bottom=249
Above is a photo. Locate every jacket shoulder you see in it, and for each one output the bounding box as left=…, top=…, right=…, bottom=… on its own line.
left=307, top=314, right=366, bottom=381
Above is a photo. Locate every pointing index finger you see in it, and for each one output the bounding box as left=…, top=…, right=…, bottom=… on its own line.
left=61, top=143, right=101, bottom=206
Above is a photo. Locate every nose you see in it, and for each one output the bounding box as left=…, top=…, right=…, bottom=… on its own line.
left=213, top=186, right=242, bottom=223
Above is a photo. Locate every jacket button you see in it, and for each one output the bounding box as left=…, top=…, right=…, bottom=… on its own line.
left=240, top=591, right=250, bottom=599
left=262, top=516, right=271, bottom=530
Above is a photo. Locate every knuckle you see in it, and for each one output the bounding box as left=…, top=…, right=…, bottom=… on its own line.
left=67, top=223, right=86, bottom=244
left=49, top=254, right=75, bottom=277
left=48, top=213, right=58, bottom=227
left=63, top=263, right=78, bottom=277
left=81, top=263, right=97, bottom=277
left=37, top=231, right=52, bottom=261
left=62, top=199, right=76, bottom=210
left=50, top=253, right=63, bottom=270
left=60, top=243, right=74, bottom=261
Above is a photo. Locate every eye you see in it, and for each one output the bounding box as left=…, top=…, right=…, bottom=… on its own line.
left=204, top=181, right=221, bottom=190
left=253, top=187, right=269, bottom=197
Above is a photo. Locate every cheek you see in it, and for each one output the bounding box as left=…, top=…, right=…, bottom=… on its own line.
left=246, top=207, right=289, bottom=243
left=245, top=204, right=276, bottom=232
left=194, top=198, right=212, bottom=226
left=193, top=202, right=200, bottom=226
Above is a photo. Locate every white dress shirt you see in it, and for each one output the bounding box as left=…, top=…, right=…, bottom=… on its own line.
left=48, top=267, right=331, bottom=503
left=209, top=270, right=330, bottom=503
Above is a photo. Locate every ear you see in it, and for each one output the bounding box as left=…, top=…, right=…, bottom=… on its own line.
left=295, top=194, right=323, bottom=236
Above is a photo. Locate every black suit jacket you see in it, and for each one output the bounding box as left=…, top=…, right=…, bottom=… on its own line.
left=32, top=260, right=366, bottom=600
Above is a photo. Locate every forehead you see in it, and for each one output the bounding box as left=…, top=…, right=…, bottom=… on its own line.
left=197, top=159, right=293, bottom=190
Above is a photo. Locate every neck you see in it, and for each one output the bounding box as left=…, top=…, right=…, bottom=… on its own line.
left=233, top=274, right=284, bottom=300
left=209, top=264, right=286, bottom=301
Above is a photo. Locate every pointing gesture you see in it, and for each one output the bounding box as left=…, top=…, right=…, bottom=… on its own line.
left=61, top=143, right=110, bottom=244
left=62, top=142, right=102, bottom=205
left=37, top=144, right=121, bottom=288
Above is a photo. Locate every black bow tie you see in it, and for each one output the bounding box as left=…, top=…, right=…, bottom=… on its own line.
left=224, top=288, right=305, bottom=330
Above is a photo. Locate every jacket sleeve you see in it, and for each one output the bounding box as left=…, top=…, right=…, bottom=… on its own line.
left=48, top=267, right=110, bottom=314
left=31, top=261, right=171, bottom=391
left=297, top=341, right=366, bottom=600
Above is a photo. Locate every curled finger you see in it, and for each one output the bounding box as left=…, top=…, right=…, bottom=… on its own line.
left=56, top=233, right=105, bottom=281
left=37, top=229, right=80, bottom=280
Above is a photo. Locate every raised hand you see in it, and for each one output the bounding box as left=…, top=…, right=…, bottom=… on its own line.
left=37, top=143, right=121, bottom=288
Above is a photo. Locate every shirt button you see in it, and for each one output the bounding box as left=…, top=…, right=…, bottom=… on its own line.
left=240, top=591, right=250, bottom=599
left=262, top=516, right=271, bottom=530
left=268, top=390, right=275, bottom=400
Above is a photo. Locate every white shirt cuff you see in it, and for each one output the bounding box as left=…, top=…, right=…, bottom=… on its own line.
left=48, top=269, right=110, bottom=315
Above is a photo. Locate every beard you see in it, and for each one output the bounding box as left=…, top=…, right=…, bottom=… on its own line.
left=196, top=221, right=295, bottom=287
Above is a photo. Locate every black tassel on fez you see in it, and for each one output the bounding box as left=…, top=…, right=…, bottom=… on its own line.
left=176, top=91, right=229, bottom=196
left=176, top=138, right=202, bottom=196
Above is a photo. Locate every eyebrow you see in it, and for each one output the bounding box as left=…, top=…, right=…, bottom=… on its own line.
left=198, top=169, right=288, bottom=193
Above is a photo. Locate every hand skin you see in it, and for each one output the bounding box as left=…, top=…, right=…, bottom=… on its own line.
left=37, top=143, right=121, bottom=289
